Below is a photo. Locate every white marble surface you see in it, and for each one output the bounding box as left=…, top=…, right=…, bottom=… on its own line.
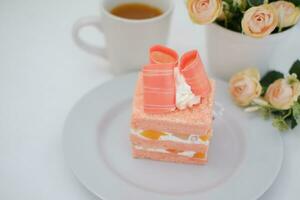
left=0, top=0, right=299, bottom=199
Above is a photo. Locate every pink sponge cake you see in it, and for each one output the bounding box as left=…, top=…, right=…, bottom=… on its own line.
left=130, top=45, right=215, bottom=165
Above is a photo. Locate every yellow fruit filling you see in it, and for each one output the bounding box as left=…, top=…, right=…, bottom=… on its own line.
left=193, top=152, right=206, bottom=159
left=199, top=134, right=210, bottom=142
left=166, top=149, right=184, bottom=154
left=140, top=130, right=166, bottom=140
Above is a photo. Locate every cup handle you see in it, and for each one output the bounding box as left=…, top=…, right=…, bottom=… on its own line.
left=72, top=16, right=107, bottom=57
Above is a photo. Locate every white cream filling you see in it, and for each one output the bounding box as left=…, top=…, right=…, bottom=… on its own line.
left=134, top=145, right=169, bottom=153
left=177, top=151, right=197, bottom=157
left=131, top=128, right=209, bottom=145
left=133, top=145, right=205, bottom=158
left=174, top=67, right=200, bottom=110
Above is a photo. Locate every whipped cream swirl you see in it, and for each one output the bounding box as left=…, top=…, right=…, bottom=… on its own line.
left=174, top=67, right=200, bottom=110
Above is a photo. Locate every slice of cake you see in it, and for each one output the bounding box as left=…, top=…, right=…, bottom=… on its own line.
left=130, top=45, right=215, bottom=165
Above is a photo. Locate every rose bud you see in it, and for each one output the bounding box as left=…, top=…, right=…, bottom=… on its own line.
left=270, top=1, right=300, bottom=29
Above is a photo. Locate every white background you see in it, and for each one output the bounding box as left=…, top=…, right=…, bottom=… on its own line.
left=0, top=0, right=300, bottom=199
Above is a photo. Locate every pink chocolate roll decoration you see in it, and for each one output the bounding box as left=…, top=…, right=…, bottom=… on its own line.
left=143, top=45, right=179, bottom=114
left=149, top=45, right=179, bottom=65
left=180, top=50, right=211, bottom=97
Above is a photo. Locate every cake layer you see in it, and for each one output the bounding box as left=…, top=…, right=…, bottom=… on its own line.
left=132, top=146, right=208, bottom=165
left=131, top=74, right=215, bottom=135
left=131, top=129, right=211, bottom=145
left=131, top=134, right=208, bottom=152
left=130, top=129, right=212, bottom=152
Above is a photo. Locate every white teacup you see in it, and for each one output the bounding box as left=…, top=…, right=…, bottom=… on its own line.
left=72, top=0, right=174, bottom=74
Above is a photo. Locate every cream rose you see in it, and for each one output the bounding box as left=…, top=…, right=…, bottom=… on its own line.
left=270, top=1, right=300, bottom=28
left=229, top=68, right=262, bottom=106
left=186, top=0, right=223, bottom=24
left=242, top=5, right=279, bottom=38
left=265, top=78, right=300, bottom=110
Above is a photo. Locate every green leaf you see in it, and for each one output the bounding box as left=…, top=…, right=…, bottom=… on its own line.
left=291, top=117, right=298, bottom=129
left=289, top=60, right=300, bottom=80
left=260, top=71, right=284, bottom=95
left=292, top=101, right=300, bottom=123
left=260, top=71, right=284, bottom=87
left=288, top=0, right=300, bottom=7
left=272, top=117, right=289, bottom=132
left=285, top=115, right=298, bottom=129
left=223, top=0, right=233, bottom=4
left=287, top=74, right=299, bottom=84
left=247, top=0, right=264, bottom=6
left=271, top=110, right=287, bottom=116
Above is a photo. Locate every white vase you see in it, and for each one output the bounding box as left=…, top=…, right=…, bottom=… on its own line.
left=205, top=23, right=298, bottom=80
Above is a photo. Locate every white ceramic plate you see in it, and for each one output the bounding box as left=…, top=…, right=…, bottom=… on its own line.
left=63, top=73, right=283, bottom=200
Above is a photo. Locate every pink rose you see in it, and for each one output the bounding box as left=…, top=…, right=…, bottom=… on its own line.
left=186, top=0, right=223, bottom=24
left=242, top=5, right=278, bottom=38
left=229, top=68, right=262, bottom=106
left=265, top=78, right=300, bottom=110
left=270, top=1, right=300, bottom=28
